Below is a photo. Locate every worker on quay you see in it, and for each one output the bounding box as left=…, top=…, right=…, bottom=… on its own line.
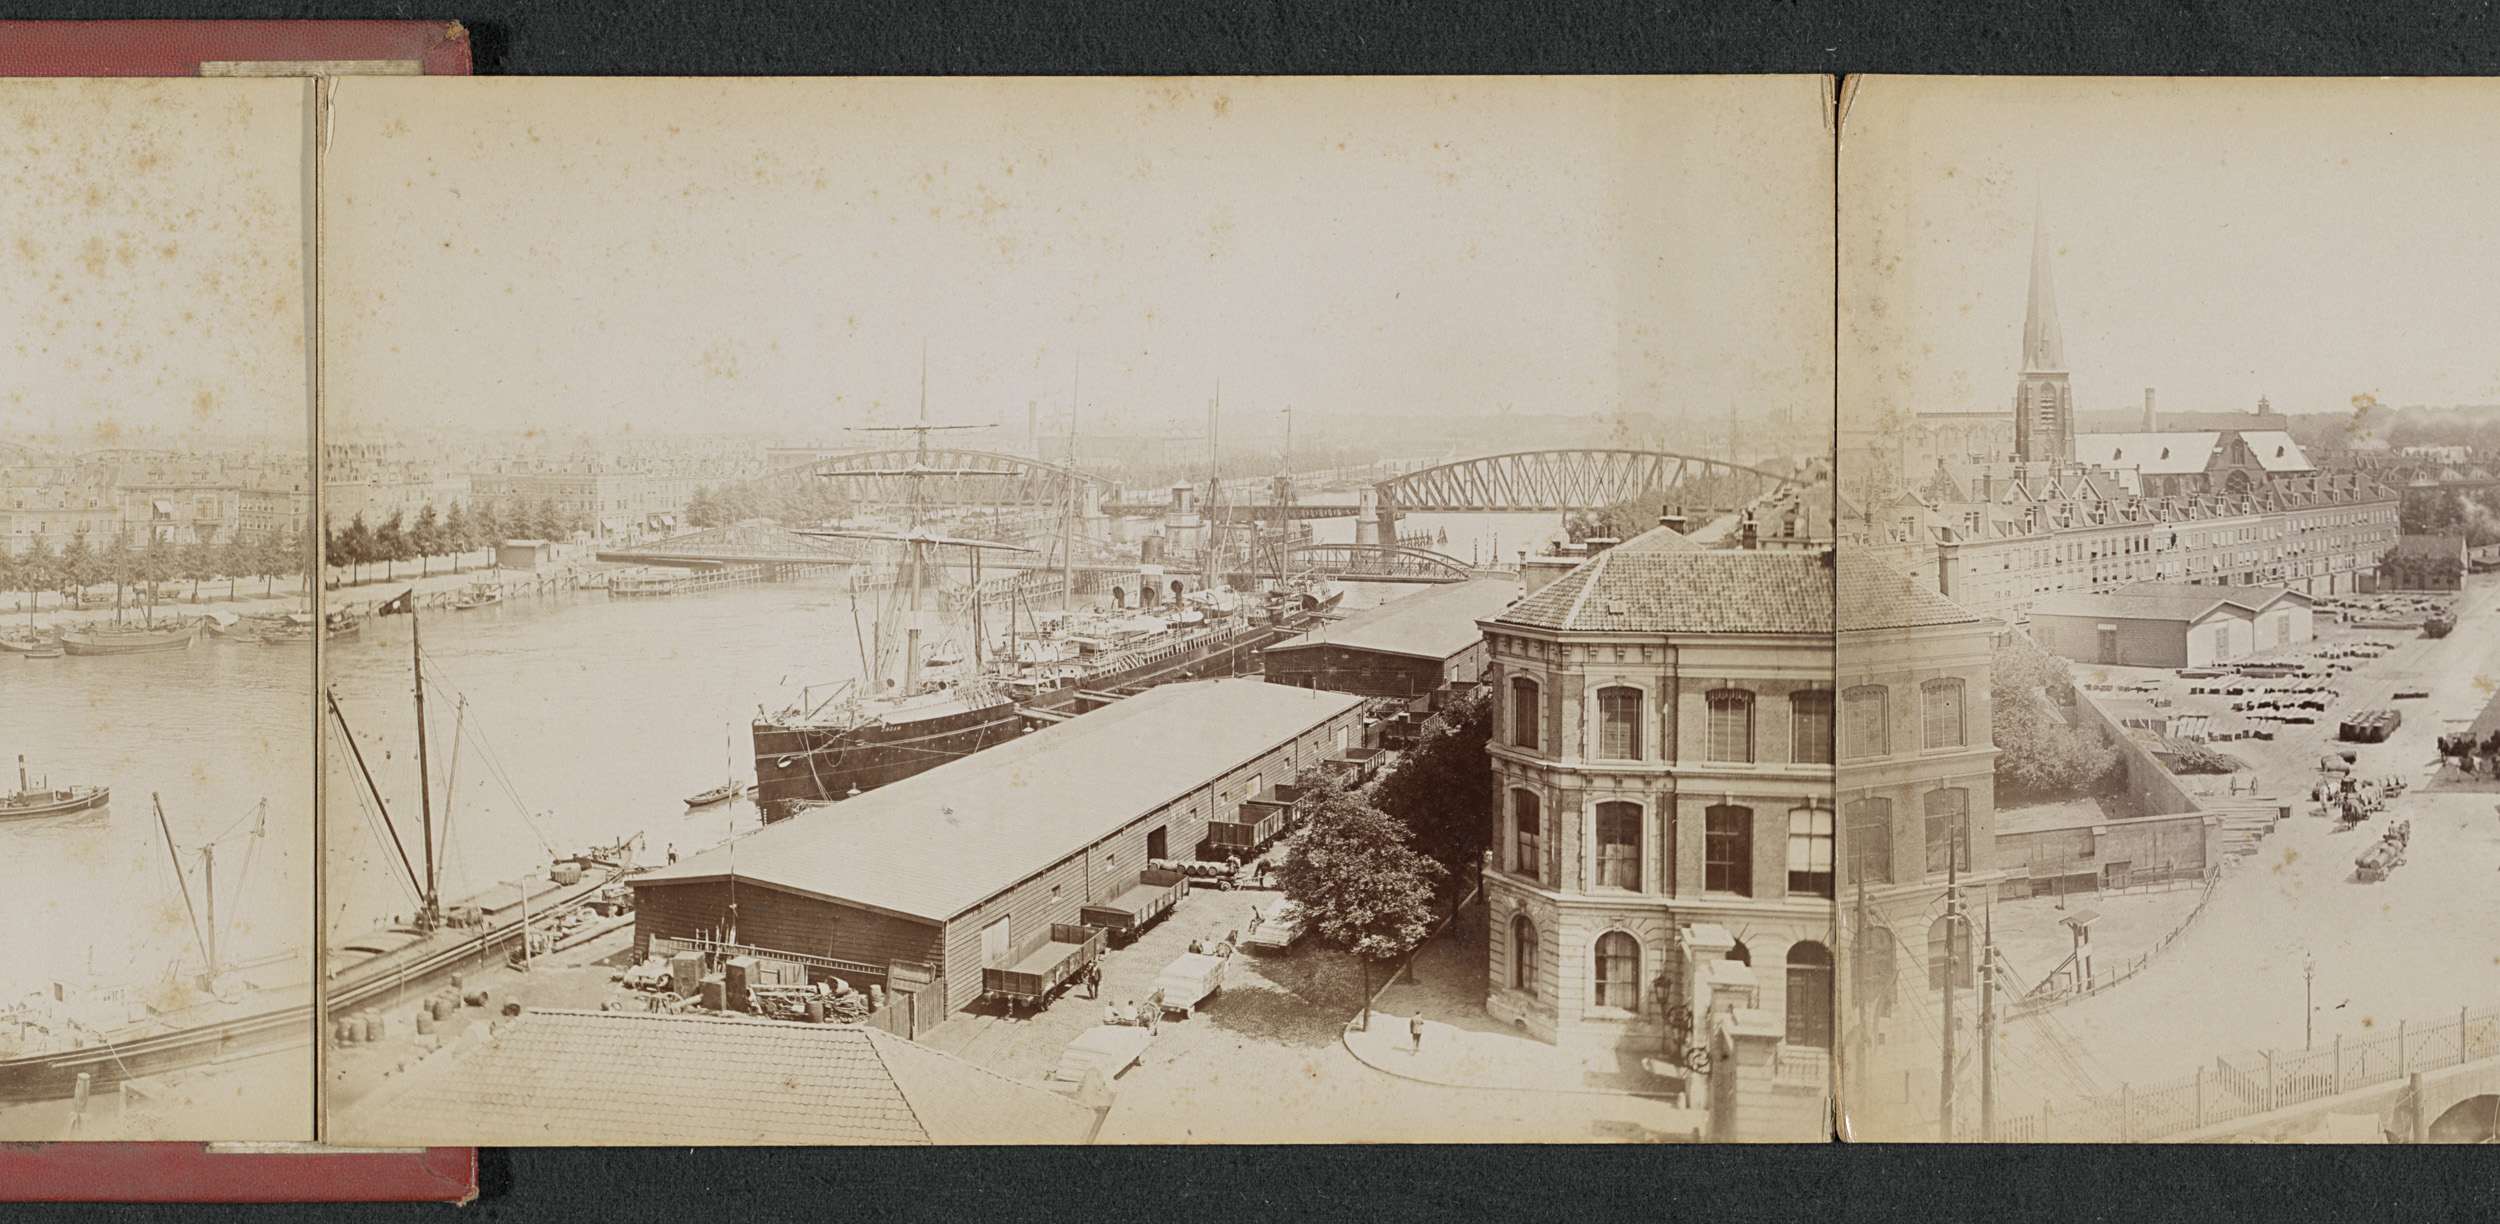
left=1104, top=1000, right=1122, bottom=1027
left=1084, top=961, right=1102, bottom=1000
left=1248, top=905, right=1263, bottom=937
left=1144, top=989, right=1164, bottom=1035
left=666, top=843, right=679, bottom=864
left=1409, top=1011, right=1425, bottom=1054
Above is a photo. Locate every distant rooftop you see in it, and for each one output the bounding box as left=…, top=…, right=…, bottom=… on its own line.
left=1266, top=577, right=1519, bottom=662
left=2028, top=580, right=2305, bottom=624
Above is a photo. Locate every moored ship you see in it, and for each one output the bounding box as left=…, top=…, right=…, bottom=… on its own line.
left=0, top=755, right=107, bottom=821
left=58, top=621, right=201, bottom=656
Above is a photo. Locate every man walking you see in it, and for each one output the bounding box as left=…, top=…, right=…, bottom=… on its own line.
left=1409, top=1011, right=1425, bottom=1054
left=1085, top=961, right=1102, bottom=999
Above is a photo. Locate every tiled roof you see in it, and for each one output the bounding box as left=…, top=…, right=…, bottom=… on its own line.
left=353, top=1009, right=1095, bottom=1145
left=2240, top=430, right=2315, bottom=473
left=1266, top=577, right=1520, bottom=661
left=2074, top=432, right=2223, bottom=476
left=1489, top=547, right=1830, bottom=636
left=633, top=680, right=1367, bottom=922
left=1836, top=551, right=1987, bottom=632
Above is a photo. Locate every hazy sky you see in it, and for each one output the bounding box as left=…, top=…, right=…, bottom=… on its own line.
left=1841, top=77, right=2500, bottom=433
left=0, top=79, right=308, bottom=446
left=322, top=76, right=1833, bottom=456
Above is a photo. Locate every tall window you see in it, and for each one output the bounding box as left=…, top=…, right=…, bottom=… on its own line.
left=1842, top=685, right=1889, bottom=759
left=1924, top=788, right=1971, bottom=875
left=1787, top=807, right=1834, bottom=898
left=1510, top=676, right=1541, bottom=750
left=1597, top=686, right=1644, bottom=759
left=1785, top=942, right=1835, bottom=1048
left=1854, top=929, right=1897, bottom=1017
left=1922, top=678, right=1967, bottom=750
left=1593, top=931, right=1640, bottom=1012
left=1846, top=797, right=1894, bottom=885
left=1512, top=789, right=1542, bottom=879
left=1791, top=689, right=1834, bottom=765
left=1928, top=915, right=1973, bottom=991
left=1512, top=916, right=1539, bottom=995
left=1704, top=803, right=1753, bottom=895
left=1594, top=802, right=1642, bottom=891
left=1706, top=689, right=1755, bottom=763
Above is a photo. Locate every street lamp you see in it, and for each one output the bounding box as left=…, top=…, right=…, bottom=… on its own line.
left=2303, top=955, right=2316, bottom=1051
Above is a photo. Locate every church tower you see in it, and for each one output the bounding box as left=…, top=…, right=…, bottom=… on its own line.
left=2012, top=215, right=2074, bottom=465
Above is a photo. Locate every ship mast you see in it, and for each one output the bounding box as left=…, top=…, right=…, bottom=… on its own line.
left=806, top=345, right=1029, bottom=697
left=412, top=596, right=440, bottom=929
left=1204, top=383, right=1222, bottom=593
left=1062, top=355, right=1079, bottom=617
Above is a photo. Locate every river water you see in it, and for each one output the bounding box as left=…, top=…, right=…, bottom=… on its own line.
left=322, top=509, right=1565, bottom=940
left=0, top=629, right=315, bottom=1000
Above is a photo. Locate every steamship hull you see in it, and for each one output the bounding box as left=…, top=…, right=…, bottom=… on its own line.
left=752, top=695, right=1025, bottom=821
left=1013, top=618, right=1285, bottom=715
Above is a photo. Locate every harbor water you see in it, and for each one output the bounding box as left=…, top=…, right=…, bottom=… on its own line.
left=0, top=630, right=315, bottom=1000
left=323, top=509, right=1564, bottom=940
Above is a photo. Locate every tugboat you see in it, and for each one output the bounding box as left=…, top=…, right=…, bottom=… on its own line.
left=0, top=755, right=107, bottom=821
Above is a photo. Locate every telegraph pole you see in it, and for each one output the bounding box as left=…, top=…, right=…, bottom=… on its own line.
left=1939, top=832, right=1962, bottom=1142
left=1979, top=902, right=1997, bottom=1142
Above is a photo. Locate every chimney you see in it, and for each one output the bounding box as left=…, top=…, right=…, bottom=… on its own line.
left=1738, top=511, right=1759, bottom=550
left=1659, top=507, right=1690, bottom=535
left=2143, top=387, right=2156, bottom=432
left=1937, top=539, right=1963, bottom=597
left=1586, top=537, right=1621, bottom=555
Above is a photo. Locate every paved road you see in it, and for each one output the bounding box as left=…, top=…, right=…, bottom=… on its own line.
left=1855, top=575, right=2500, bottom=1139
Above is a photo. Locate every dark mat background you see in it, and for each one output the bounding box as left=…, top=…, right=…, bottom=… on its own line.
left=10, top=0, right=2500, bottom=1218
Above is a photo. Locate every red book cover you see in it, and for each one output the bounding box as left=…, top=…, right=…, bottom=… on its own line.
left=0, top=20, right=473, bottom=1204
left=0, top=19, right=472, bottom=77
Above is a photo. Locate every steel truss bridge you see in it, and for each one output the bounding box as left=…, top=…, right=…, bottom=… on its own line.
left=1374, top=449, right=1804, bottom=514
left=764, top=447, right=1108, bottom=509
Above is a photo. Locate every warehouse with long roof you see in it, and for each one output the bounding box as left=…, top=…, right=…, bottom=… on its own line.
left=629, top=679, right=1369, bottom=1018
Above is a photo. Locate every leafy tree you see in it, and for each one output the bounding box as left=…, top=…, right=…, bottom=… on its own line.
left=441, top=501, right=472, bottom=570
left=2376, top=544, right=2463, bottom=592
left=473, top=499, right=504, bottom=550
left=375, top=511, right=408, bottom=581
left=687, top=486, right=723, bottom=529
left=412, top=503, right=443, bottom=577
left=55, top=530, right=94, bottom=607
left=137, top=531, right=177, bottom=624
left=218, top=536, right=255, bottom=601
left=1275, top=774, right=1446, bottom=1031
left=1992, top=631, right=2119, bottom=803
left=261, top=530, right=301, bottom=596
left=15, top=536, right=55, bottom=625
left=1369, top=686, right=1493, bottom=908
left=336, top=513, right=374, bottom=584
left=0, top=545, right=17, bottom=621
left=530, top=496, right=564, bottom=542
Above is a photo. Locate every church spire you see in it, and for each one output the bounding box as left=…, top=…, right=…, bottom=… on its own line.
left=2021, top=206, right=2065, bottom=373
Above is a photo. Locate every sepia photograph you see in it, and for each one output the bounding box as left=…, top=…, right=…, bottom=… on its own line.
left=0, top=78, right=317, bottom=1141
left=309, top=74, right=1839, bottom=1145
left=1838, top=77, right=2500, bottom=1142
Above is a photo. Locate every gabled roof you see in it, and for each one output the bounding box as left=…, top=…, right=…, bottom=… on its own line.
left=1266, top=577, right=1520, bottom=661
left=353, top=1009, right=1097, bottom=1145
left=2027, top=580, right=2305, bottom=624
left=2075, top=432, right=2224, bottom=476
left=1836, top=552, right=1988, bottom=633
left=632, top=680, right=1366, bottom=923
left=2239, top=430, right=2315, bottom=473
left=1490, top=546, right=1831, bottom=636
